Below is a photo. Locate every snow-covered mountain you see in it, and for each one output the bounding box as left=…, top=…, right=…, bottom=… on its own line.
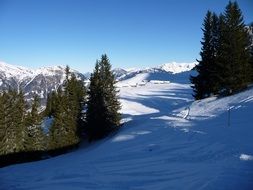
left=113, top=62, right=196, bottom=81
left=0, top=61, right=87, bottom=105
left=0, top=61, right=196, bottom=105
left=114, top=62, right=196, bottom=87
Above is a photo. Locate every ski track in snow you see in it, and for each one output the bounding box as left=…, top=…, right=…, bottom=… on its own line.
left=1, top=72, right=253, bottom=190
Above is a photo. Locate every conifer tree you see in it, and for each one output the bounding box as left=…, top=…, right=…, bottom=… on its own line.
left=0, top=89, right=27, bottom=154
left=25, top=95, right=45, bottom=151
left=48, top=66, right=86, bottom=149
left=86, top=54, right=121, bottom=140
left=13, top=91, right=27, bottom=152
left=0, top=92, right=5, bottom=154
left=66, top=73, right=86, bottom=136
left=191, top=2, right=252, bottom=99
left=190, top=11, right=219, bottom=99
left=216, top=1, right=252, bottom=94
left=49, top=88, right=70, bottom=149
left=0, top=90, right=17, bottom=155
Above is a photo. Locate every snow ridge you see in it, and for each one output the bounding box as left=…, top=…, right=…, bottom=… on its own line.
left=0, top=61, right=79, bottom=80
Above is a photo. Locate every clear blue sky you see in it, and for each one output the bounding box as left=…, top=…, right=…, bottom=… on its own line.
left=0, top=0, right=252, bottom=72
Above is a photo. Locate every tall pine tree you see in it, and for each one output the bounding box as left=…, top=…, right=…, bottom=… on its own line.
left=48, top=66, right=86, bottom=150
left=216, top=1, right=252, bottom=95
left=86, top=54, right=121, bottom=140
left=0, top=89, right=27, bottom=154
left=190, top=11, right=219, bottom=99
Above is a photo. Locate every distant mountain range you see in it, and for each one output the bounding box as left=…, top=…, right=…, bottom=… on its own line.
left=0, top=62, right=87, bottom=105
left=0, top=61, right=196, bottom=105
left=113, top=62, right=197, bottom=82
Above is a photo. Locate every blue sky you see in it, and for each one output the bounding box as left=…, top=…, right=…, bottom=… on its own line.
left=0, top=0, right=252, bottom=72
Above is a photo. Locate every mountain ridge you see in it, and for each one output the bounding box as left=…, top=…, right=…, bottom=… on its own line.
left=0, top=61, right=196, bottom=105
left=0, top=61, right=86, bottom=105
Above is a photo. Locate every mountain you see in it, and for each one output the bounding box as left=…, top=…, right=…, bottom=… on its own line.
left=0, top=61, right=196, bottom=106
left=0, top=61, right=87, bottom=106
left=114, top=62, right=196, bottom=87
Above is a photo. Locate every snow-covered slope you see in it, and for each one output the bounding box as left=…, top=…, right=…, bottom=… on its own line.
left=1, top=66, right=253, bottom=190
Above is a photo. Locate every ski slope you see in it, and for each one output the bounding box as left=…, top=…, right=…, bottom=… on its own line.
left=1, top=70, right=253, bottom=190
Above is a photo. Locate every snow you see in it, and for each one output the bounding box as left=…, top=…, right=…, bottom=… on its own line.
left=0, top=61, right=33, bottom=80
left=112, top=134, right=135, bottom=142
left=240, top=154, right=253, bottom=161
left=1, top=66, right=253, bottom=190
left=158, top=61, right=197, bottom=74
left=0, top=61, right=79, bottom=81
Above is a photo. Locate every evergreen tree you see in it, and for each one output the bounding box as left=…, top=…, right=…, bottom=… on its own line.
left=86, top=54, right=121, bottom=140
left=49, top=88, right=70, bottom=149
left=25, top=95, right=45, bottom=151
left=190, top=11, right=219, bottom=99
left=0, top=92, right=5, bottom=154
left=66, top=73, right=86, bottom=137
left=48, top=66, right=86, bottom=149
left=0, top=89, right=27, bottom=154
left=13, top=91, right=27, bottom=152
left=216, top=1, right=252, bottom=94
left=191, top=2, right=252, bottom=100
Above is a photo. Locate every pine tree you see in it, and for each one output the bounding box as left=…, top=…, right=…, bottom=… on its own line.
left=191, top=2, right=252, bottom=99
left=63, top=66, right=86, bottom=146
left=0, top=89, right=27, bottom=154
left=190, top=11, right=219, bottom=99
left=25, top=95, right=45, bottom=151
left=66, top=73, right=86, bottom=137
left=49, top=88, right=69, bottom=149
left=0, top=92, right=5, bottom=154
left=0, top=91, right=15, bottom=155
left=216, top=1, right=252, bottom=95
left=48, top=66, right=86, bottom=150
left=86, top=54, right=121, bottom=140
left=13, top=91, right=27, bottom=152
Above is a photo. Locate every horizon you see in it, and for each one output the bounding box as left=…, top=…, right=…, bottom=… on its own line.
left=0, top=59, right=198, bottom=73
left=0, top=0, right=252, bottom=72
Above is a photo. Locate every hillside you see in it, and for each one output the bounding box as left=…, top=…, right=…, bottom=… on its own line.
left=1, top=67, right=253, bottom=190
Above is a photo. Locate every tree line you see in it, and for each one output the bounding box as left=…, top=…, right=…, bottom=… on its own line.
left=191, top=1, right=253, bottom=100
left=0, top=54, right=121, bottom=166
